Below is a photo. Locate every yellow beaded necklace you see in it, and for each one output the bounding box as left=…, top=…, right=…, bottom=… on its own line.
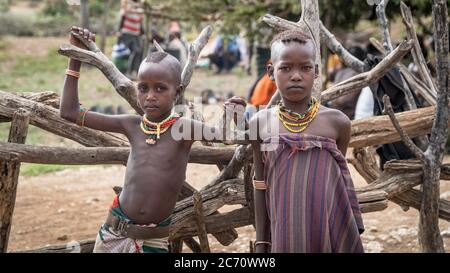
left=277, top=97, right=319, bottom=133
left=140, top=111, right=180, bottom=144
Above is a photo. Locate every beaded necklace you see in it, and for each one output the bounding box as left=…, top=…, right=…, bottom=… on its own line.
left=277, top=97, right=319, bottom=133
left=140, top=112, right=180, bottom=144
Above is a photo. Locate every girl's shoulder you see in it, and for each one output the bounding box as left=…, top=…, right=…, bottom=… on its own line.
left=317, top=105, right=351, bottom=131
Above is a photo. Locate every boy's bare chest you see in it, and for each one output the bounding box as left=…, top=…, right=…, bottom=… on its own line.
left=127, top=126, right=190, bottom=164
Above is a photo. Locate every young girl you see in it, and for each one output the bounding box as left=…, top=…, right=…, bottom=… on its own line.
left=250, top=30, right=364, bottom=253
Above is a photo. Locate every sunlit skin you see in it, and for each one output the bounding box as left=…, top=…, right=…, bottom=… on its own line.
left=249, top=39, right=352, bottom=253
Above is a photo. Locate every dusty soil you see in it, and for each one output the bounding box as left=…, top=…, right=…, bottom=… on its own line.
left=7, top=153, right=450, bottom=253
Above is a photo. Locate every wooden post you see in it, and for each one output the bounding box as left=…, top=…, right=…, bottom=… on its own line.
left=99, top=0, right=112, bottom=53
left=169, top=240, right=183, bottom=253
left=243, top=161, right=255, bottom=227
left=182, top=238, right=202, bottom=253
left=0, top=109, right=29, bottom=252
left=193, top=192, right=210, bottom=253
left=419, top=0, right=449, bottom=253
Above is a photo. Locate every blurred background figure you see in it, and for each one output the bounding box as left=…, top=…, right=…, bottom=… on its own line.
left=118, top=0, right=145, bottom=79
left=209, top=34, right=241, bottom=74
left=166, top=21, right=188, bottom=67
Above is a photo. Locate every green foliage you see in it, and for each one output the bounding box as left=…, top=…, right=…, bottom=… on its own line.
left=0, top=47, right=66, bottom=91
left=0, top=0, right=12, bottom=12
left=145, top=0, right=444, bottom=40
left=42, top=0, right=72, bottom=16
left=0, top=13, right=35, bottom=36
left=20, top=164, right=73, bottom=176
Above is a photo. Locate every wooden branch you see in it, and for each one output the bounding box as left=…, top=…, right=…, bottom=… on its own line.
left=171, top=178, right=245, bottom=232
left=350, top=106, right=439, bottom=149
left=395, top=189, right=450, bottom=222
left=13, top=91, right=60, bottom=109
left=382, top=95, right=425, bottom=160
left=359, top=200, right=389, bottom=213
left=243, top=161, right=255, bottom=226
left=369, top=39, right=436, bottom=105
left=419, top=0, right=449, bottom=252
left=348, top=147, right=381, bottom=183
left=0, top=109, right=29, bottom=252
left=0, top=142, right=236, bottom=165
left=192, top=192, right=210, bottom=253
left=58, top=44, right=141, bottom=114
left=14, top=240, right=95, bottom=253
left=321, top=40, right=413, bottom=103
left=171, top=207, right=253, bottom=241
left=0, top=91, right=128, bottom=147
left=205, top=145, right=251, bottom=190
left=299, top=0, right=322, bottom=98
left=400, top=1, right=437, bottom=92
left=182, top=238, right=202, bottom=253
left=153, top=39, right=165, bottom=52
left=319, top=21, right=365, bottom=73
left=263, top=15, right=365, bottom=74
left=369, top=38, right=437, bottom=105
left=177, top=180, right=238, bottom=246
left=376, top=0, right=394, bottom=52
left=262, top=13, right=300, bottom=32
left=181, top=25, right=213, bottom=89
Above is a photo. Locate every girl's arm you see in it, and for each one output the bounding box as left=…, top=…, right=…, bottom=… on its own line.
left=250, top=113, right=271, bottom=253
left=336, top=112, right=351, bottom=156
left=60, top=27, right=134, bottom=135
left=251, top=138, right=271, bottom=253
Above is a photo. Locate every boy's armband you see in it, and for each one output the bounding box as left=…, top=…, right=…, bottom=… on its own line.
left=253, top=179, right=267, bottom=190
left=66, top=69, right=80, bottom=79
left=76, top=107, right=89, bottom=127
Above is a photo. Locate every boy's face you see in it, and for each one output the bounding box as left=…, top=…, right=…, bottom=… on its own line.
left=136, top=62, right=182, bottom=120
left=268, top=41, right=317, bottom=102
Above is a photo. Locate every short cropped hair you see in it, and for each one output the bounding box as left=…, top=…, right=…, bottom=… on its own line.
left=147, top=51, right=169, bottom=63
left=138, top=51, right=182, bottom=86
left=270, top=29, right=314, bottom=61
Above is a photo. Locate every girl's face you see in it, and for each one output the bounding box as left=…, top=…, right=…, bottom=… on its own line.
left=268, top=41, right=317, bottom=103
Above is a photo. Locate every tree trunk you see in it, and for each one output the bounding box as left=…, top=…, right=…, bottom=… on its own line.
left=80, top=0, right=89, bottom=29
left=418, top=0, right=449, bottom=253
left=99, top=0, right=112, bottom=53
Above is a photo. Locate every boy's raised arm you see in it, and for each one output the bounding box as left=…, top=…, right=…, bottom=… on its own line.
left=60, top=27, right=133, bottom=135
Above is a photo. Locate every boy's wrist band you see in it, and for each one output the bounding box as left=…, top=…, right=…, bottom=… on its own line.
left=66, top=69, right=80, bottom=79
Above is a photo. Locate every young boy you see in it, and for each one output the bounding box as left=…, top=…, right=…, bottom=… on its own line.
left=249, top=29, right=364, bottom=253
left=60, top=27, right=243, bottom=253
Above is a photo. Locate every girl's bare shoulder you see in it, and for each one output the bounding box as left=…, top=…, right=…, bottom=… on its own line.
left=318, top=105, right=351, bottom=128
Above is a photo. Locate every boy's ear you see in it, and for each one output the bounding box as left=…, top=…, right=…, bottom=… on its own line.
left=314, top=64, right=319, bottom=79
left=267, top=63, right=275, bottom=81
left=175, top=84, right=184, bottom=101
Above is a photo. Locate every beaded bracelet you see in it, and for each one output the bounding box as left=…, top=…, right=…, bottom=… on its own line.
left=66, top=69, right=80, bottom=79
left=253, top=179, right=267, bottom=190
left=76, top=107, right=89, bottom=127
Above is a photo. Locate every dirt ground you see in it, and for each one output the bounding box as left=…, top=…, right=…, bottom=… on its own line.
left=7, top=153, right=450, bottom=253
